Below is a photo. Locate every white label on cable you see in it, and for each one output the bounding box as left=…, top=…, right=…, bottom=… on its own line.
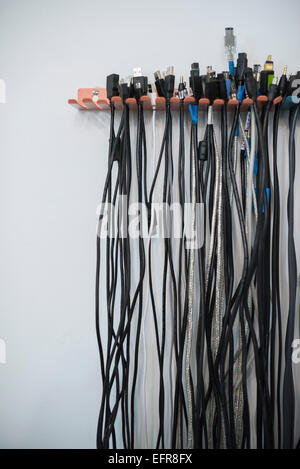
left=0, top=79, right=6, bottom=103
left=245, top=112, right=251, bottom=132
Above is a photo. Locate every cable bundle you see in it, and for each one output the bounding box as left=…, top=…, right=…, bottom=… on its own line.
left=95, top=37, right=300, bottom=450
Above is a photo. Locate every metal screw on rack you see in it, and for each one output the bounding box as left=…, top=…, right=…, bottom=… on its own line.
left=92, top=89, right=99, bottom=102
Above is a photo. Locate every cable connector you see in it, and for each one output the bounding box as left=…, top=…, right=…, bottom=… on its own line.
left=278, top=66, right=288, bottom=97
left=225, top=28, right=236, bottom=61
left=118, top=78, right=132, bottom=102
left=230, top=78, right=237, bottom=99
left=225, top=27, right=236, bottom=75
left=154, top=67, right=175, bottom=99
left=148, top=84, right=157, bottom=107
left=264, top=55, right=274, bottom=72
left=222, top=71, right=231, bottom=99
left=253, top=65, right=261, bottom=86
left=189, top=63, right=203, bottom=103
left=236, top=53, right=248, bottom=85
left=217, top=73, right=228, bottom=101
left=133, top=68, right=142, bottom=77
left=178, top=76, right=188, bottom=100
left=245, top=70, right=257, bottom=101
left=133, top=68, right=148, bottom=100
left=154, top=71, right=166, bottom=98
left=260, top=55, right=275, bottom=95
left=267, top=82, right=278, bottom=102
left=165, top=66, right=175, bottom=99
left=204, top=66, right=220, bottom=102
left=106, top=74, right=120, bottom=100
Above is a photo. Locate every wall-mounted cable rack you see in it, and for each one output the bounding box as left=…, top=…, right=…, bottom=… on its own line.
left=68, top=88, right=283, bottom=112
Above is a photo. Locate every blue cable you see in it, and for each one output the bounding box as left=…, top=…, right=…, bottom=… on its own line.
left=229, top=60, right=235, bottom=77
left=189, top=104, right=198, bottom=125
left=235, top=122, right=239, bottom=137
left=237, top=85, right=245, bottom=103
left=226, top=79, right=231, bottom=99
left=253, top=187, right=270, bottom=213
left=254, top=155, right=258, bottom=176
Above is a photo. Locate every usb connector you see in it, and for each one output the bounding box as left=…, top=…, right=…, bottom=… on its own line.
left=133, top=67, right=148, bottom=100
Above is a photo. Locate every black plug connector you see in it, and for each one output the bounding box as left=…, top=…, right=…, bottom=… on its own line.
left=189, top=63, right=203, bottom=102
left=205, top=79, right=220, bottom=102
left=118, top=80, right=131, bottom=102
left=154, top=71, right=166, bottom=98
left=217, top=73, right=228, bottom=101
left=236, top=53, right=248, bottom=84
left=267, top=82, right=278, bottom=102
left=107, top=74, right=120, bottom=100
left=278, top=67, right=288, bottom=97
left=203, top=67, right=220, bottom=103
left=133, top=69, right=148, bottom=100
left=245, top=70, right=257, bottom=101
left=260, top=73, right=270, bottom=96
left=165, top=66, right=175, bottom=99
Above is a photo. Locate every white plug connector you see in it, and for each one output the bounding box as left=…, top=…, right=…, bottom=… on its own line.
left=133, top=68, right=142, bottom=78
left=224, top=27, right=236, bottom=62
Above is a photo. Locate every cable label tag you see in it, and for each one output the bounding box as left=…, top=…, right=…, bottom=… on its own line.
left=245, top=112, right=251, bottom=132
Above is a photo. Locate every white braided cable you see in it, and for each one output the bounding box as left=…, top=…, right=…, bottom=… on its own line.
left=185, top=122, right=197, bottom=450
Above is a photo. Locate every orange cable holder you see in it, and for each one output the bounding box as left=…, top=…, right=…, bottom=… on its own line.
left=68, top=88, right=282, bottom=112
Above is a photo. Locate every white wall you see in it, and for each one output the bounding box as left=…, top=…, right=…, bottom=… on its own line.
left=0, top=0, right=300, bottom=449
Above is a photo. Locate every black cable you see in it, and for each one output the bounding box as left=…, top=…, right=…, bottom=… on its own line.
left=271, top=100, right=283, bottom=449
left=130, top=99, right=147, bottom=449
left=96, top=107, right=125, bottom=449
left=194, top=112, right=207, bottom=449
left=282, top=102, right=300, bottom=449
left=95, top=68, right=300, bottom=450
left=216, top=105, right=249, bottom=449
left=99, top=101, right=134, bottom=448
left=172, top=98, right=188, bottom=449
left=148, top=106, right=170, bottom=450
